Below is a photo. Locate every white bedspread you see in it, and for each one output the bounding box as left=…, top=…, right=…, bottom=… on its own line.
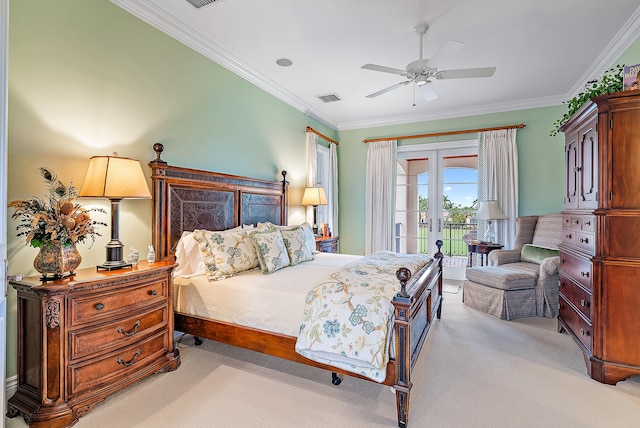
left=173, top=253, right=362, bottom=337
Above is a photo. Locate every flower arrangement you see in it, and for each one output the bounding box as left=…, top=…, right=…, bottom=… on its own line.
left=550, top=65, right=625, bottom=136
left=8, top=168, right=106, bottom=249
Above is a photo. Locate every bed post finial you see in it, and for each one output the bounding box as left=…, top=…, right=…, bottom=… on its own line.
left=396, top=267, right=411, bottom=298
left=152, top=143, right=166, bottom=165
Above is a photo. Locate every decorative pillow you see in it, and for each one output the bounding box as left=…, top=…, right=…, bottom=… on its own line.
left=192, top=229, right=259, bottom=281
left=174, top=231, right=207, bottom=278
left=280, top=226, right=315, bottom=265
left=521, top=244, right=560, bottom=264
left=251, top=229, right=291, bottom=274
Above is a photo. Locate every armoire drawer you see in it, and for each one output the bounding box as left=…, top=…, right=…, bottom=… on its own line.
left=559, top=274, right=591, bottom=320
left=575, top=231, right=595, bottom=254
left=559, top=250, right=592, bottom=291
left=559, top=295, right=592, bottom=351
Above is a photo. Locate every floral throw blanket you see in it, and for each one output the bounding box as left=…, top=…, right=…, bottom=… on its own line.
left=295, top=251, right=432, bottom=382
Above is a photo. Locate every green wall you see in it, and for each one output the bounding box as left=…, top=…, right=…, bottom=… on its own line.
left=6, top=0, right=638, bottom=380
left=6, top=0, right=312, bottom=378
left=336, top=106, right=566, bottom=255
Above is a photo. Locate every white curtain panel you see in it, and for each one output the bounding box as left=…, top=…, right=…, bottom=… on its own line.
left=305, top=132, right=318, bottom=224
left=365, top=140, right=397, bottom=255
left=329, top=142, right=339, bottom=237
left=480, top=129, right=518, bottom=249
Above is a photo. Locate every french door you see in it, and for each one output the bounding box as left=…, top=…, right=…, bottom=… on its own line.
left=396, top=140, right=478, bottom=258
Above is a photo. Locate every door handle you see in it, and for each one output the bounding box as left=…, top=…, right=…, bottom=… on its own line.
left=438, top=218, right=442, bottom=233
left=429, top=218, right=432, bottom=232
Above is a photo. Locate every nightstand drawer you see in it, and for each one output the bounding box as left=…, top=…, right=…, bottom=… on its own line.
left=70, top=306, right=168, bottom=360
left=70, top=278, right=167, bottom=327
left=69, top=330, right=169, bottom=395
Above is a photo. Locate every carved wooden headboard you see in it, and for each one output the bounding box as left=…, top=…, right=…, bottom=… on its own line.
left=149, top=143, right=289, bottom=261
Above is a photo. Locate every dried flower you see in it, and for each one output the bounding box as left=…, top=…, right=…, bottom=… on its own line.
left=8, top=168, right=107, bottom=249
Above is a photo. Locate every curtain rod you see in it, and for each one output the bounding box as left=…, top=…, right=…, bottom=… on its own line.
left=306, top=126, right=339, bottom=145
left=362, top=123, right=526, bottom=143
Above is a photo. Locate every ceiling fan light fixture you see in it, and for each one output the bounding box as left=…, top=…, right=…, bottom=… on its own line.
left=415, top=76, right=428, bottom=86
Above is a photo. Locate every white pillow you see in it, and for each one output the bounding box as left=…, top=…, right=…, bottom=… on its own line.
left=174, top=231, right=207, bottom=278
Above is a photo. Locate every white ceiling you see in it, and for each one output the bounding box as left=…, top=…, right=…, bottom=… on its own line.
left=113, top=0, right=640, bottom=131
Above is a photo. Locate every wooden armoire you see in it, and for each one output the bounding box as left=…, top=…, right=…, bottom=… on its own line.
left=559, top=90, right=640, bottom=384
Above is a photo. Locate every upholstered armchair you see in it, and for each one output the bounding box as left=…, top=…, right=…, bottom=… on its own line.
left=463, top=213, right=562, bottom=320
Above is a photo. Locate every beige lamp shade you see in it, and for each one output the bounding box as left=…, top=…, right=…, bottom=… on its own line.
left=473, top=200, right=507, bottom=220
left=301, top=186, right=328, bottom=206
left=79, top=156, right=151, bottom=199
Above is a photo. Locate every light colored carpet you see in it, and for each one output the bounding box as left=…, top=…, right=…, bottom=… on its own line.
left=6, top=282, right=640, bottom=428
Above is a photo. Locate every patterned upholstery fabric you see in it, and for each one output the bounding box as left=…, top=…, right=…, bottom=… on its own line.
left=531, top=213, right=562, bottom=249
left=463, top=213, right=562, bottom=320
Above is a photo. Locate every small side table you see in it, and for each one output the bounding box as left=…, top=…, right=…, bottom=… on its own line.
left=315, top=235, right=339, bottom=253
left=467, top=243, right=504, bottom=267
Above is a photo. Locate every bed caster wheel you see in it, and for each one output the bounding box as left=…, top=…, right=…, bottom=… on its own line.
left=331, top=372, right=342, bottom=385
left=194, top=336, right=203, bottom=346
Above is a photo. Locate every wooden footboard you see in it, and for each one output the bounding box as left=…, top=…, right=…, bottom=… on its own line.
left=392, top=240, right=443, bottom=428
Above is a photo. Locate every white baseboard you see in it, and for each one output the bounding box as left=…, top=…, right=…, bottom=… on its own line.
left=6, top=374, right=17, bottom=400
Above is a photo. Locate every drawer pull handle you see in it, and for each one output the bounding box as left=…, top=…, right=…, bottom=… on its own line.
left=573, top=219, right=580, bottom=224
left=116, top=350, right=141, bottom=367
left=565, top=234, right=572, bottom=239
left=95, top=303, right=105, bottom=310
left=148, top=290, right=157, bottom=296
left=117, top=320, right=141, bottom=337
left=580, top=299, right=589, bottom=307
left=580, top=329, right=589, bottom=337
left=580, top=271, right=590, bottom=278
left=580, top=237, right=589, bottom=243
left=585, top=221, right=591, bottom=226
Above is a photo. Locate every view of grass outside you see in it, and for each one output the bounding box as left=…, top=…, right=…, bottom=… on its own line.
left=418, top=222, right=477, bottom=256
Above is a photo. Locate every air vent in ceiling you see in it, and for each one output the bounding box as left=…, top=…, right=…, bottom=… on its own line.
left=186, top=0, right=222, bottom=8
left=316, top=93, right=342, bottom=103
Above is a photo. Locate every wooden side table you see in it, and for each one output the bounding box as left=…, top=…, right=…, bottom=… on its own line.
left=315, top=235, right=339, bottom=253
left=7, top=261, right=181, bottom=427
left=467, top=243, right=503, bottom=267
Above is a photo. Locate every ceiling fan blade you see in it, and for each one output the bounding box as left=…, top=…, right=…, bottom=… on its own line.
left=419, top=82, right=439, bottom=101
left=366, top=80, right=412, bottom=98
left=426, top=40, right=466, bottom=69
left=361, top=63, right=407, bottom=76
left=435, top=67, right=496, bottom=79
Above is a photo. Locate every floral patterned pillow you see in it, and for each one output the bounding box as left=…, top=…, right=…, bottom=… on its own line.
left=192, top=229, right=259, bottom=281
left=280, top=225, right=315, bottom=265
left=250, top=229, right=291, bottom=274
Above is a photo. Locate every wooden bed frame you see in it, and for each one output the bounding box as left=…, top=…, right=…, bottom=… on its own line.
left=149, top=143, right=443, bottom=427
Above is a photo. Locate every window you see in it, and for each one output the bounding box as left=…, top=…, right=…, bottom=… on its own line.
left=316, top=143, right=330, bottom=227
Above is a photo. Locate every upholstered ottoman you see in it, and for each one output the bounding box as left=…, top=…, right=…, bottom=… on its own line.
left=463, top=264, right=539, bottom=320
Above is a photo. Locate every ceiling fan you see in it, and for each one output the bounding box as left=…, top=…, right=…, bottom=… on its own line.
left=361, top=23, right=496, bottom=101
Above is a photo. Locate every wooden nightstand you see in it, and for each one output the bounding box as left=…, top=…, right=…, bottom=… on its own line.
left=315, top=235, right=340, bottom=253
left=7, top=261, right=181, bottom=428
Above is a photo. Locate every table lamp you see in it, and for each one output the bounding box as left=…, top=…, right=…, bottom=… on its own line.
left=79, top=154, right=151, bottom=270
left=473, top=200, right=507, bottom=244
left=301, top=186, right=327, bottom=237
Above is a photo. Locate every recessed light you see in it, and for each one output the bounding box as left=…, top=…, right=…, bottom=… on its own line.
left=276, top=58, right=293, bottom=67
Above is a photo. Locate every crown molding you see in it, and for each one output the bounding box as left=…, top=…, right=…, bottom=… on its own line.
left=112, top=1, right=640, bottom=133
left=568, top=6, right=640, bottom=98
left=336, top=95, right=565, bottom=131
left=111, top=0, right=339, bottom=129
